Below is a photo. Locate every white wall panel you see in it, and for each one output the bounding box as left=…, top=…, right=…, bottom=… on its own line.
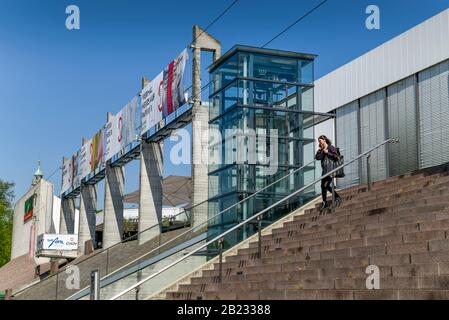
left=315, top=9, right=449, bottom=113
left=336, top=101, right=360, bottom=188
left=418, top=60, right=449, bottom=168
left=387, top=76, right=419, bottom=176
left=360, top=89, right=387, bottom=183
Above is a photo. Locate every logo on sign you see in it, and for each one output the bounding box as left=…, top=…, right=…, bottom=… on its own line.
left=48, top=237, right=64, bottom=248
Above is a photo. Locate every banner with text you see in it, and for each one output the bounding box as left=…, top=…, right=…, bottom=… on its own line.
left=105, top=96, right=138, bottom=161
left=91, top=129, right=104, bottom=172
left=141, top=48, right=188, bottom=135
left=79, top=138, right=92, bottom=180
left=61, top=151, right=80, bottom=194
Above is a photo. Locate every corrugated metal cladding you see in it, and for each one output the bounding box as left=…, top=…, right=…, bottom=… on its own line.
left=335, top=59, right=449, bottom=185
left=314, top=9, right=449, bottom=113
left=360, top=89, right=387, bottom=183
left=387, top=76, right=419, bottom=176
left=418, top=60, right=449, bottom=168
left=336, top=101, right=359, bottom=188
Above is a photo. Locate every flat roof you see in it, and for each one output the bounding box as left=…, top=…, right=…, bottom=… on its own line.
left=209, top=45, right=317, bottom=73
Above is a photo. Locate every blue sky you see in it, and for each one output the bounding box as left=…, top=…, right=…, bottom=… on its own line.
left=0, top=0, right=448, bottom=201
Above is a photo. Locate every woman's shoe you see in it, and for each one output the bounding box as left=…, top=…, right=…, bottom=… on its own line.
left=320, top=201, right=329, bottom=210
left=335, top=196, right=342, bottom=206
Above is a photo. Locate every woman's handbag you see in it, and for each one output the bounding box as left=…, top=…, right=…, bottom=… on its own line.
left=333, top=148, right=345, bottom=178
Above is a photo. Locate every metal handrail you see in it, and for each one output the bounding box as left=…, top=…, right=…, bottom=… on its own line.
left=109, top=138, right=398, bottom=300
left=13, top=186, right=205, bottom=298
left=66, top=159, right=316, bottom=299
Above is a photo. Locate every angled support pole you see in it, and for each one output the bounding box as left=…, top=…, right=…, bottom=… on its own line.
left=191, top=25, right=221, bottom=228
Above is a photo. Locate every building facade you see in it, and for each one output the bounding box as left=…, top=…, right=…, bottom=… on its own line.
left=314, top=8, right=449, bottom=189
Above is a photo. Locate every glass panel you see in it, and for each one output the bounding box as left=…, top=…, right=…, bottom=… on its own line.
left=252, top=54, right=298, bottom=83
left=250, top=80, right=287, bottom=107
left=301, top=87, right=314, bottom=112
left=299, top=59, right=314, bottom=84
left=211, top=54, right=238, bottom=94
left=223, top=80, right=241, bottom=112
left=210, top=93, right=221, bottom=120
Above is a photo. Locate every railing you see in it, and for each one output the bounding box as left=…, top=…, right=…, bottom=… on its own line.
left=12, top=187, right=205, bottom=298
left=66, top=158, right=317, bottom=300
left=109, top=138, right=398, bottom=300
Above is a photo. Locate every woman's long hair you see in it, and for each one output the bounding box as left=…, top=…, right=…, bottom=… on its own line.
left=318, top=135, right=332, bottom=146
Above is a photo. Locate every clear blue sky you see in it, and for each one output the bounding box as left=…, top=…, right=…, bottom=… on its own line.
left=0, top=0, right=448, bottom=201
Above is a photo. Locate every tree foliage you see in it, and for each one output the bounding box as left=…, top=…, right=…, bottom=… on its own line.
left=0, top=180, right=15, bottom=268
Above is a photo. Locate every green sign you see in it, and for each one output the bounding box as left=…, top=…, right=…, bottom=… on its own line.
left=24, top=195, right=34, bottom=223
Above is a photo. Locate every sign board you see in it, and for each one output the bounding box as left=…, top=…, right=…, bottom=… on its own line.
left=61, top=151, right=81, bottom=194
left=79, top=139, right=92, bottom=180
left=105, top=96, right=138, bottom=161
left=37, top=234, right=78, bottom=251
left=61, top=157, right=72, bottom=194
left=63, top=127, right=104, bottom=192
left=24, top=195, right=34, bottom=223
left=141, top=48, right=188, bottom=134
left=141, top=72, right=164, bottom=134
left=91, top=129, right=104, bottom=171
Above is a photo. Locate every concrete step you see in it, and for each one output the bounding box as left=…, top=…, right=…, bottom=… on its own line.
left=283, top=192, right=449, bottom=232
left=255, top=212, right=448, bottom=251
left=176, top=272, right=449, bottom=295
left=204, top=238, right=449, bottom=280
left=160, top=166, right=449, bottom=301
left=228, top=225, right=449, bottom=265
left=166, top=288, right=449, bottom=300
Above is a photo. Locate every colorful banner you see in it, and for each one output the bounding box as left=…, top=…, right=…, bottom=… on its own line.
left=162, top=48, right=188, bottom=117
left=61, top=151, right=80, bottom=194
left=24, top=195, right=34, bottom=223
left=79, top=139, right=92, bottom=180
left=90, top=129, right=104, bottom=171
left=105, top=96, right=138, bottom=161
left=61, top=157, right=72, bottom=194
left=141, top=49, right=188, bottom=134
left=141, top=72, right=164, bottom=134
left=71, top=151, right=80, bottom=188
left=73, top=129, right=104, bottom=186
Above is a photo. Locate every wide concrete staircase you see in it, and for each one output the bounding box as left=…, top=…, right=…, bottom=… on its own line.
left=161, top=164, right=449, bottom=300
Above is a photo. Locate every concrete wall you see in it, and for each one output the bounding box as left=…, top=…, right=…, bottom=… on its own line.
left=11, top=179, right=53, bottom=265
left=51, top=196, right=61, bottom=234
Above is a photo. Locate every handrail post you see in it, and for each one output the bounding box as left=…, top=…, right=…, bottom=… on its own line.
left=331, top=173, right=336, bottom=210
left=90, top=269, right=100, bottom=300
left=106, top=249, right=109, bottom=275
left=55, top=271, right=59, bottom=300
left=257, top=215, right=262, bottom=259
left=367, top=154, right=372, bottom=191
left=135, top=271, right=141, bottom=300
left=218, top=237, right=224, bottom=283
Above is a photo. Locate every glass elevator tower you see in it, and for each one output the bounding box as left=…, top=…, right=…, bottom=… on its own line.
left=207, top=46, right=331, bottom=248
